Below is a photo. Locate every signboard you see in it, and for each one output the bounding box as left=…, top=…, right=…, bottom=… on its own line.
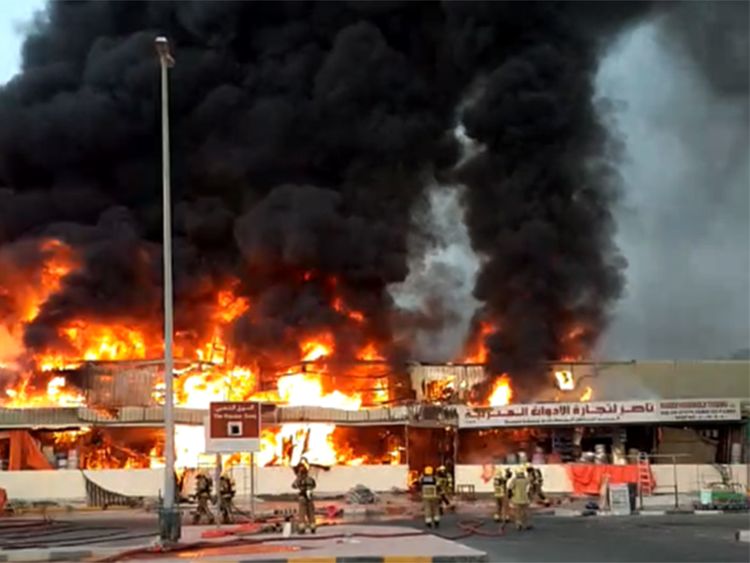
left=206, top=401, right=261, bottom=453
left=457, top=398, right=742, bottom=429
left=608, top=484, right=632, bottom=515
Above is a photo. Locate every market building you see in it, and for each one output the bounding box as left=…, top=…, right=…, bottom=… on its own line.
left=0, top=360, right=747, bottom=503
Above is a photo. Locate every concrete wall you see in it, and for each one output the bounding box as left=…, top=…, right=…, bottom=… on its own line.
left=455, top=464, right=750, bottom=496
left=0, top=465, right=409, bottom=502
left=1, top=464, right=746, bottom=502
left=455, top=464, right=573, bottom=494
left=83, top=468, right=166, bottom=497
left=0, top=470, right=86, bottom=501
left=228, top=465, right=409, bottom=496
left=650, top=464, right=748, bottom=494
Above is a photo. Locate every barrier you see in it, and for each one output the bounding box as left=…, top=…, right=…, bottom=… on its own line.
left=0, top=464, right=745, bottom=502
left=455, top=464, right=750, bottom=496
left=228, top=464, right=409, bottom=496
left=455, top=464, right=573, bottom=493
left=0, top=465, right=409, bottom=502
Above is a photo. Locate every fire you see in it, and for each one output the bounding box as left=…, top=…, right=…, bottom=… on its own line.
left=4, top=375, right=85, bottom=408
left=0, top=238, right=391, bottom=467
left=173, top=366, right=258, bottom=410
left=554, top=370, right=575, bottom=391
left=463, top=322, right=493, bottom=364
left=53, top=427, right=91, bottom=447
left=301, top=335, right=334, bottom=362
left=277, top=372, right=361, bottom=410
left=580, top=386, right=593, bottom=401
left=196, top=285, right=250, bottom=365
left=357, top=342, right=384, bottom=361
left=216, top=288, right=250, bottom=324
left=488, top=375, right=513, bottom=406
left=22, top=239, right=78, bottom=322
left=0, top=239, right=78, bottom=368
left=34, top=322, right=154, bottom=372
left=332, top=297, right=365, bottom=323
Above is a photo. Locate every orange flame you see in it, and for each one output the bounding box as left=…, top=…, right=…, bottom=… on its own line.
left=463, top=322, right=493, bottom=364
left=488, top=375, right=513, bottom=406
left=300, top=334, right=334, bottom=362
left=579, top=386, right=593, bottom=402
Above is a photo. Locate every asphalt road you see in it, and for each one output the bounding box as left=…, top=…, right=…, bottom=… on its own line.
left=5, top=511, right=748, bottom=561
left=402, top=513, right=750, bottom=562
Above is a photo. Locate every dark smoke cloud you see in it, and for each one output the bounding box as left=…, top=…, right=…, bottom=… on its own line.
left=599, top=1, right=750, bottom=360
left=0, top=1, right=657, bottom=394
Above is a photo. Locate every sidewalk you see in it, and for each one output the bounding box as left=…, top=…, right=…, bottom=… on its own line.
left=0, top=524, right=488, bottom=562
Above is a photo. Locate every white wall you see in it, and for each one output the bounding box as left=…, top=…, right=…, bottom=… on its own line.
left=455, top=464, right=750, bottom=496
left=228, top=465, right=409, bottom=496
left=651, top=464, right=748, bottom=494
left=0, top=470, right=86, bottom=501
left=83, top=468, right=166, bottom=497
left=1, top=464, right=745, bottom=502
left=455, top=464, right=573, bottom=494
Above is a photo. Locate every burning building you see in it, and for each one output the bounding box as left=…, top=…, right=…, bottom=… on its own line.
left=0, top=3, right=748, bottom=503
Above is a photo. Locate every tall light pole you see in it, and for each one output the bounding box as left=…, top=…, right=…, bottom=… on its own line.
left=155, top=36, right=179, bottom=542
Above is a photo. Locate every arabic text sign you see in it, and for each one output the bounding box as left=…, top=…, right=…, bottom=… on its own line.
left=207, top=401, right=261, bottom=453
left=457, top=398, right=741, bottom=428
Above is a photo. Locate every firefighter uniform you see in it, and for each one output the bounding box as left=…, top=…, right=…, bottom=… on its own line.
left=292, top=462, right=317, bottom=533
left=420, top=466, right=440, bottom=528
left=436, top=465, right=453, bottom=513
left=528, top=467, right=546, bottom=503
left=218, top=473, right=236, bottom=524
left=508, top=469, right=531, bottom=530
left=492, top=469, right=509, bottom=523
left=193, top=472, right=215, bottom=525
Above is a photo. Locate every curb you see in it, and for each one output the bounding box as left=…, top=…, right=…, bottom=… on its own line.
left=736, top=530, right=750, bottom=543
left=0, top=552, right=489, bottom=563
left=545, top=508, right=742, bottom=517
left=230, top=558, right=488, bottom=563
left=0, top=548, right=120, bottom=562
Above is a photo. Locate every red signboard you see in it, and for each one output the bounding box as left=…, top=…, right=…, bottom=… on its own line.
left=207, top=402, right=261, bottom=453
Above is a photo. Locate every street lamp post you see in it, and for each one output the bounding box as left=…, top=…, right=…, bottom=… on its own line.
left=155, top=36, right=180, bottom=542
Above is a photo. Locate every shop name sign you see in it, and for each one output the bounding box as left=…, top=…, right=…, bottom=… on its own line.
left=457, top=398, right=741, bottom=428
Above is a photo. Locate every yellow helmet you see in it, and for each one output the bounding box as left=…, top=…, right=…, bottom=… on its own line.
left=424, top=466, right=434, bottom=476
left=516, top=467, right=525, bottom=476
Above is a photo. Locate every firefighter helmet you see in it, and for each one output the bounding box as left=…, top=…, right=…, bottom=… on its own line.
left=424, top=466, right=434, bottom=476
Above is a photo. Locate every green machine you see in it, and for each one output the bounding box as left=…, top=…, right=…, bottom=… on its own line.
left=695, top=465, right=749, bottom=510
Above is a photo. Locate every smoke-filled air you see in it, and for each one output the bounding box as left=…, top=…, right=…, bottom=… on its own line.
left=0, top=1, right=742, bottom=402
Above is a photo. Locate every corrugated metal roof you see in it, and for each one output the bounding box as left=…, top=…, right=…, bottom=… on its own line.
left=0, top=407, right=205, bottom=429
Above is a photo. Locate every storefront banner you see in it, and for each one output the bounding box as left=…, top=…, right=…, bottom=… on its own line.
left=457, top=398, right=741, bottom=428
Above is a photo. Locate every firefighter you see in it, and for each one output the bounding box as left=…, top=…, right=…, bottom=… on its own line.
left=420, top=466, right=440, bottom=528
left=192, top=471, right=215, bottom=525
left=528, top=466, right=547, bottom=504
left=292, top=459, right=317, bottom=534
left=508, top=467, right=531, bottom=531
left=436, top=465, right=453, bottom=513
left=218, top=472, right=236, bottom=524
left=492, top=467, right=509, bottom=524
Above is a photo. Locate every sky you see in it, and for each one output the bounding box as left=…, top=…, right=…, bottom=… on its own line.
left=0, top=1, right=44, bottom=84
left=0, top=2, right=747, bottom=360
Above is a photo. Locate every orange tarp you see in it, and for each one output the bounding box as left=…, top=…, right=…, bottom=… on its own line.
left=566, top=464, right=654, bottom=496
left=7, top=430, right=53, bottom=470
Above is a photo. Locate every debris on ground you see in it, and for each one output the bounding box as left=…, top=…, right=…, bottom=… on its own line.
left=347, top=485, right=376, bottom=504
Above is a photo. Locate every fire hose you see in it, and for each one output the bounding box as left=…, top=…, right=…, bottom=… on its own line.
left=97, top=517, right=507, bottom=561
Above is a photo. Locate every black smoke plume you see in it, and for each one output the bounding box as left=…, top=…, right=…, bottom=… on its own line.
left=0, top=1, right=657, bottom=395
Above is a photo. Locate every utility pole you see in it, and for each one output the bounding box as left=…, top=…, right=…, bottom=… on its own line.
left=155, top=35, right=180, bottom=542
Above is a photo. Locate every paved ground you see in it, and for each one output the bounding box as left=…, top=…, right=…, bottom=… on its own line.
left=418, top=513, right=750, bottom=562
left=0, top=509, right=747, bottom=561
